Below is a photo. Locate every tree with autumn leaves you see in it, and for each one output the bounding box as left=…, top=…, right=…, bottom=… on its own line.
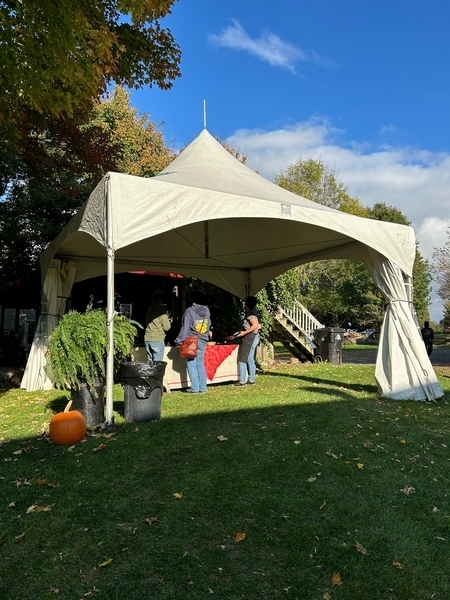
left=0, top=0, right=180, bottom=176
left=0, top=0, right=181, bottom=289
left=0, top=87, right=175, bottom=289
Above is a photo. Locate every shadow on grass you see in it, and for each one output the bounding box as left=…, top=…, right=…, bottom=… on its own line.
left=46, top=394, right=71, bottom=413
left=46, top=392, right=125, bottom=416
left=3, top=387, right=450, bottom=600
left=263, top=369, right=378, bottom=394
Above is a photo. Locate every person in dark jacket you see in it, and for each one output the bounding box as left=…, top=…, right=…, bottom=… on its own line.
left=421, top=321, right=434, bottom=357
left=175, top=291, right=210, bottom=393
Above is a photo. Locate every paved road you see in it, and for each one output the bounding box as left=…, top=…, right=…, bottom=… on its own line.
left=342, top=345, right=450, bottom=366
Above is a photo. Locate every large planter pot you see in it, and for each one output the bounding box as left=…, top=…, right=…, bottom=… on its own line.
left=71, top=381, right=104, bottom=427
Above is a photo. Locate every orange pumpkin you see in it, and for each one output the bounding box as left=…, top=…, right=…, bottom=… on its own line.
left=49, top=401, right=86, bottom=445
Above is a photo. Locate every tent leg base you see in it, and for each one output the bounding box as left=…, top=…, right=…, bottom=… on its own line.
left=101, top=418, right=115, bottom=431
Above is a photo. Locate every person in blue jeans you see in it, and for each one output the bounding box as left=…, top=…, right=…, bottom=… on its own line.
left=144, top=290, right=171, bottom=362
left=233, top=296, right=261, bottom=386
left=175, top=291, right=210, bottom=393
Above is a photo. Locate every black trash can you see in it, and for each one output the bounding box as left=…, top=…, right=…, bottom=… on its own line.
left=121, top=361, right=167, bottom=423
left=313, top=328, right=345, bottom=365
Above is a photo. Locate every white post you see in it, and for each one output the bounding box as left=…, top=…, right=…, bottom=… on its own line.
left=105, top=174, right=115, bottom=427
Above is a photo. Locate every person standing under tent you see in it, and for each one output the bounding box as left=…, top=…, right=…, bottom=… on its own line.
left=144, top=290, right=171, bottom=362
left=175, top=291, right=210, bottom=393
left=233, top=296, right=261, bottom=386
left=421, top=321, right=434, bottom=357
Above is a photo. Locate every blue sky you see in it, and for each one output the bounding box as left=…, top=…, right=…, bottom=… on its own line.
left=131, top=0, right=450, bottom=321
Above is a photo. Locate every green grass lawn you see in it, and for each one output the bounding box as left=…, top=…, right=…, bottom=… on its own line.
left=1, top=363, right=450, bottom=599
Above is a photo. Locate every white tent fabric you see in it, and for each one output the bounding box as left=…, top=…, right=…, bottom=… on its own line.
left=23, top=129, right=443, bottom=417
left=364, top=249, right=442, bottom=401
left=21, top=259, right=76, bottom=391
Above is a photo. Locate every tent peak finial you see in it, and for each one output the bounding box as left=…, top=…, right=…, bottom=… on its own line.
left=203, top=99, right=206, bottom=129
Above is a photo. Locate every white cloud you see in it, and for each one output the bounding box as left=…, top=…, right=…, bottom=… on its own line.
left=207, top=20, right=330, bottom=72
left=227, top=120, right=450, bottom=322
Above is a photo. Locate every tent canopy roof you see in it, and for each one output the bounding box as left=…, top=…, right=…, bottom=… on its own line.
left=41, top=129, right=416, bottom=298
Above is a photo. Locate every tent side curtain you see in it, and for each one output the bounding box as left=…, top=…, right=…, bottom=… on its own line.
left=21, top=259, right=76, bottom=392
left=364, top=250, right=443, bottom=401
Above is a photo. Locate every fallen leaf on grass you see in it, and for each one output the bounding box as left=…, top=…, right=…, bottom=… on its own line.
left=357, top=463, right=364, bottom=469
left=392, top=561, right=404, bottom=570
left=26, top=504, right=51, bottom=513
left=36, top=478, right=59, bottom=488
left=234, top=532, right=246, bottom=542
left=217, top=435, right=228, bottom=442
left=326, top=450, right=338, bottom=459
left=82, top=586, right=100, bottom=596
left=145, top=517, right=159, bottom=525
left=400, top=485, right=415, bottom=496
left=93, top=443, right=109, bottom=452
left=12, top=478, right=31, bottom=488
left=173, top=492, right=183, bottom=499
left=99, top=558, right=113, bottom=567
left=331, top=572, right=342, bottom=585
left=356, top=541, right=369, bottom=555
left=12, top=449, right=22, bottom=455
left=323, top=594, right=331, bottom=600
left=14, top=532, right=25, bottom=542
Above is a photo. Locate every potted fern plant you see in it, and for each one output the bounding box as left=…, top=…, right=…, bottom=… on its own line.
left=45, top=304, right=141, bottom=426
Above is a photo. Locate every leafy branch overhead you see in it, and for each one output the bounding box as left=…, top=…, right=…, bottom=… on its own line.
left=0, top=0, right=181, bottom=154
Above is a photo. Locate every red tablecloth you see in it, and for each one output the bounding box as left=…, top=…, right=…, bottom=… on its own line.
left=204, top=344, right=238, bottom=381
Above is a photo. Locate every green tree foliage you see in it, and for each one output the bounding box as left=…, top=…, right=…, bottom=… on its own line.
left=256, top=269, right=300, bottom=340
left=297, top=260, right=384, bottom=329
left=0, top=0, right=181, bottom=171
left=275, top=158, right=369, bottom=215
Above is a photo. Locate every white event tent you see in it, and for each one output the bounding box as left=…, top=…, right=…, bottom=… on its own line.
left=21, top=129, right=443, bottom=423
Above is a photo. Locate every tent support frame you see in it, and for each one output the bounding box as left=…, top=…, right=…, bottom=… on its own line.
left=105, top=175, right=115, bottom=428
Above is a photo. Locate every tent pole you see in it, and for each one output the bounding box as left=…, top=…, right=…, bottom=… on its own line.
left=245, top=270, right=250, bottom=298
left=105, top=174, right=115, bottom=428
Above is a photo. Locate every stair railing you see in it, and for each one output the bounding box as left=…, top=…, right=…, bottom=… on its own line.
left=277, top=300, right=324, bottom=338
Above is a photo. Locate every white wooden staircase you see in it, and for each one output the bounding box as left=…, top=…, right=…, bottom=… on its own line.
left=271, top=300, right=324, bottom=363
